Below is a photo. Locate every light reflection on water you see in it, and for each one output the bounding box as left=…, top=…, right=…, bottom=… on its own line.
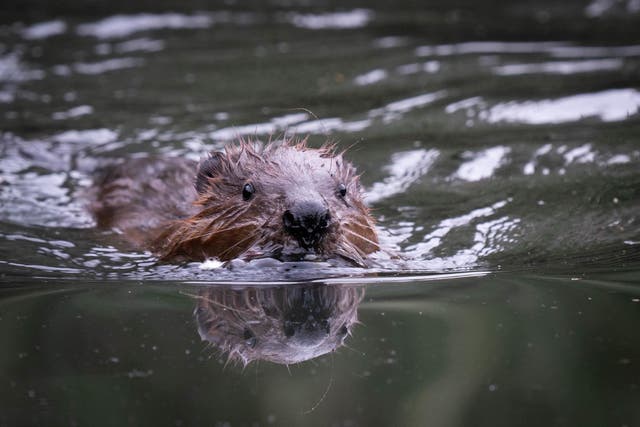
left=77, top=13, right=214, bottom=39
left=475, top=89, right=640, bottom=125
left=492, top=58, right=624, bottom=75
left=1, top=75, right=639, bottom=278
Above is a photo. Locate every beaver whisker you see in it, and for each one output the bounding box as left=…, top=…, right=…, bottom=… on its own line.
left=194, top=224, right=255, bottom=243
left=339, top=238, right=365, bottom=255
left=197, top=204, right=249, bottom=222
left=216, top=231, right=261, bottom=259
left=218, top=207, right=252, bottom=223
left=195, top=218, right=252, bottom=241
left=341, top=215, right=374, bottom=228
left=342, top=227, right=380, bottom=249
left=188, top=205, right=253, bottom=236
left=343, top=220, right=376, bottom=235
left=335, top=247, right=366, bottom=267
left=198, top=227, right=238, bottom=242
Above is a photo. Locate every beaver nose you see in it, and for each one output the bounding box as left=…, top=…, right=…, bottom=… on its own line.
left=283, top=201, right=331, bottom=249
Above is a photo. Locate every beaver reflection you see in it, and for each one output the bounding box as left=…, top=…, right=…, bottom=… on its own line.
left=194, top=283, right=364, bottom=365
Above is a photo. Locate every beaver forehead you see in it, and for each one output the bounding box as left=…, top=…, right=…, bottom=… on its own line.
left=248, top=148, right=353, bottom=190
left=269, top=146, right=345, bottom=172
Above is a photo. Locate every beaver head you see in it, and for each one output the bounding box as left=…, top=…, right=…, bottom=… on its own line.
left=152, top=139, right=379, bottom=266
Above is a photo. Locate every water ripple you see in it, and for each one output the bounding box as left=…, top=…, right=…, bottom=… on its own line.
left=446, top=89, right=640, bottom=125
left=283, top=9, right=373, bottom=30
left=487, top=89, right=640, bottom=124
left=405, top=199, right=512, bottom=257
left=453, top=147, right=510, bottom=182
left=21, top=20, right=67, bottom=40
left=493, top=58, right=623, bottom=75
left=77, top=13, right=215, bottom=39
left=95, top=38, right=165, bottom=56
left=72, top=57, right=144, bottom=75
left=366, top=149, right=439, bottom=204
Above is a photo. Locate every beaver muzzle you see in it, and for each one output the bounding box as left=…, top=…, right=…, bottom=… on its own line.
left=282, top=200, right=331, bottom=249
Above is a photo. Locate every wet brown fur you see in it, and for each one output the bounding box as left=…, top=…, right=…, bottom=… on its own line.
left=91, top=138, right=379, bottom=266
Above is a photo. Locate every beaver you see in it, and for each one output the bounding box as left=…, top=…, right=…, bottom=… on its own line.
left=194, top=283, right=364, bottom=365
left=91, top=138, right=379, bottom=266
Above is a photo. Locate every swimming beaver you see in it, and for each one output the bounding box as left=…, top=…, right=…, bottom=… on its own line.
left=91, top=138, right=379, bottom=266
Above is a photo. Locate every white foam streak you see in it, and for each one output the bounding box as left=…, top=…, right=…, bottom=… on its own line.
left=395, top=60, right=440, bottom=75
left=290, top=118, right=371, bottom=134
left=365, top=149, right=439, bottom=204
left=365, top=91, right=447, bottom=125
left=445, top=97, right=484, bottom=114
left=52, top=105, right=94, bottom=120
left=548, top=44, right=640, bottom=58
left=586, top=0, right=617, bottom=16
left=585, top=0, right=640, bottom=16
left=210, top=122, right=277, bottom=141
left=73, top=58, right=144, bottom=75
left=0, top=171, right=93, bottom=228
left=271, top=112, right=310, bottom=127
left=22, top=20, right=67, bottom=39
left=373, top=36, right=409, bottom=49
left=415, top=40, right=640, bottom=59
left=416, top=41, right=568, bottom=57
left=285, top=9, right=373, bottom=29
left=0, top=88, right=15, bottom=103
left=209, top=113, right=370, bottom=140
left=523, top=143, right=552, bottom=175
left=493, top=59, right=623, bottom=75
left=210, top=91, right=442, bottom=140
left=470, top=216, right=521, bottom=257
left=114, top=38, right=165, bottom=53
left=563, top=144, right=595, bottom=164
left=0, top=53, right=45, bottom=82
left=354, top=61, right=440, bottom=85
left=384, top=91, right=447, bottom=113
left=487, top=89, right=640, bottom=124
left=405, top=200, right=510, bottom=258
left=77, top=13, right=214, bottom=39
left=354, top=69, right=388, bottom=86
left=53, top=129, right=118, bottom=145
left=454, top=147, right=510, bottom=182
left=607, top=154, right=631, bottom=165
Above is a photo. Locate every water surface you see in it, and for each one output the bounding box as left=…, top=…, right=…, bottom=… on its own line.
left=1, top=0, right=639, bottom=425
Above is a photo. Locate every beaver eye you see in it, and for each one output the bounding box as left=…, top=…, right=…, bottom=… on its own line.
left=337, top=183, right=347, bottom=198
left=242, top=183, right=255, bottom=201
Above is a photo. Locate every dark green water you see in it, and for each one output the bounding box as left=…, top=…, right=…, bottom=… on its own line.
left=1, top=0, right=640, bottom=425
left=2, top=274, right=640, bottom=426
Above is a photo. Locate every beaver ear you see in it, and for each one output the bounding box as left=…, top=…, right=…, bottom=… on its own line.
left=195, top=153, right=223, bottom=194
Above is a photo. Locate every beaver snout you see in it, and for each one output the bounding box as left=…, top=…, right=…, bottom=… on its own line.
left=282, top=200, right=331, bottom=249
